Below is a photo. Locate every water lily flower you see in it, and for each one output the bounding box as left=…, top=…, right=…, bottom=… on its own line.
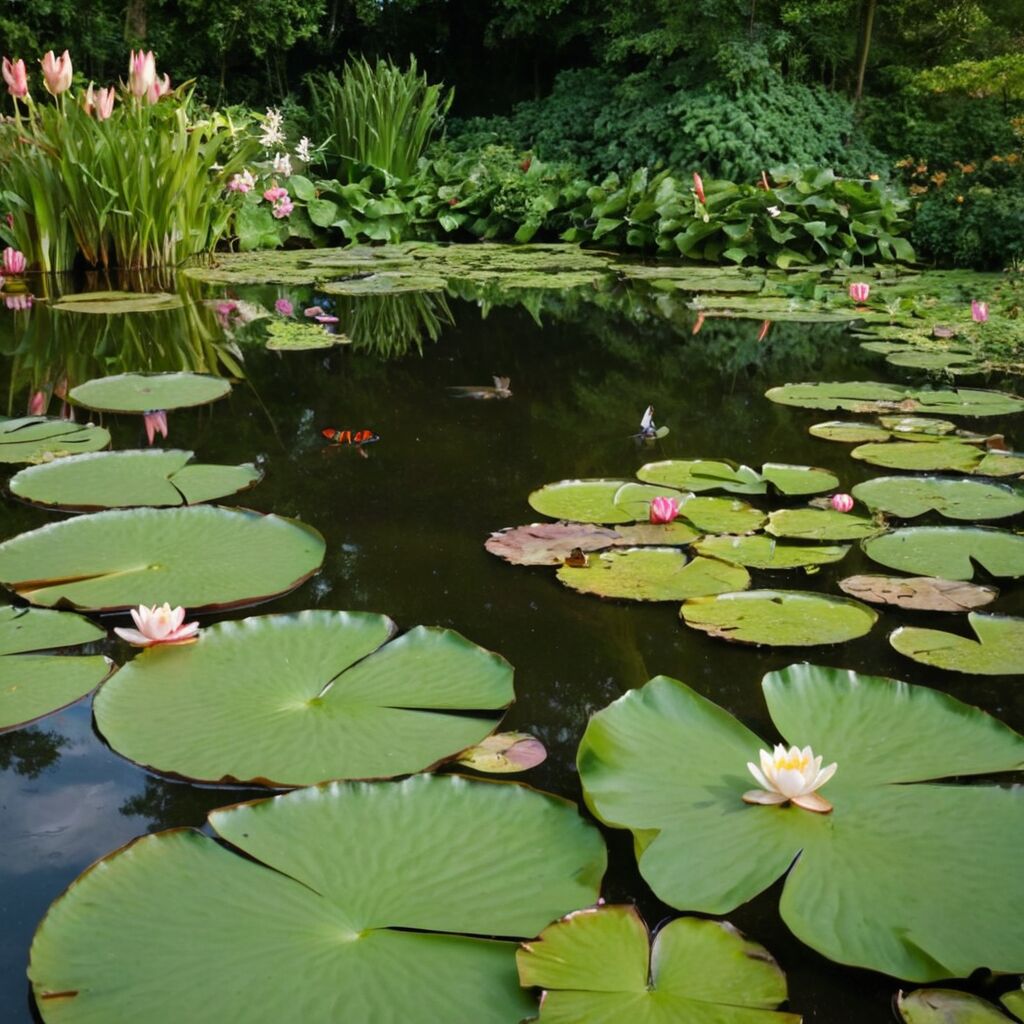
left=143, top=409, right=168, bottom=445
left=848, top=282, right=870, bottom=303
left=40, top=50, right=72, bottom=95
left=3, top=247, right=26, bottom=274
left=274, top=298, right=293, bottom=316
left=263, top=186, right=288, bottom=203
left=743, top=744, right=837, bottom=813
left=0, top=272, right=4, bottom=290
left=830, top=493, right=855, bottom=513
left=128, top=50, right=156, bottom=98
left=227, top=170, right=256, bottom=194
left=649, top=496, right=680, bottom=524
left=693, top=172, right=706, bottom=204
left=3, top=57, right=28, bottom=98
left=114, top=603, right=199, bottom=648
left=971, top=300, right=989, bottom=323
left=271, top=196, right=294, bottom=219
left=5, top=293, right=32, bottom=310
left=28, top=390, right=46, bottom=415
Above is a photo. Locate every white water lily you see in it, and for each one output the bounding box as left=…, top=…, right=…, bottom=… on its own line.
left=114, top=604, right=199, bottom=648
left=743, top=744, right=837, bottom=813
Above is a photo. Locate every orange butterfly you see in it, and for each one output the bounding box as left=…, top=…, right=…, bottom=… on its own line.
left=321, top=428, right=380, bottom=446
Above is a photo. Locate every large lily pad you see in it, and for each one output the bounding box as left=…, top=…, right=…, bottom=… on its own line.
left=890, top=613, right=1024, bottom=676
left=851, top=441, right=984, bottom=473
left=809, top=421, right=892, bottom=444
left=528, top=480, right=657, bottom=525
left=576, top=665, right=1024, bottom=980
left=765, top=382, right=1024, bottom=417
left=0, top=417, right=110, bottom=464
left=0, top=506, right=325, bottom=611
left=68, top=372, right=232, bottom=413
left=0, top=606, right=113, bottom=732
left=693, top=535, right=851, bottom=570
left=484, top=522, right=699, bottom=566
left=839, top=575, right=998, bottom=613
left=556, top=549, right=750, bottom=602
left=637, top=460, right=767, bottom=495
left=897, top=989, right=1022, bottom=1023
left=862, top=527, right=1024, bottom=580
left=29, top=774, right=607, bottom=1023
left=761, top=463, right=839, bottom=496
left=766, top=508, right=883, bottom=541
left=51, top=290, right=184, bottom=314
left=852, top=477, right=1024, bottom=521
left=678, top=497, right=766, bottom=535
left=9, top=450, right=262, bottom=511
left=95, top=611, right=514, bottom=786
left=516, top=906, right=798, bottom=1024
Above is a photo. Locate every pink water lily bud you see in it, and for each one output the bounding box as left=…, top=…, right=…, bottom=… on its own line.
left=693, top=171, right=706, bottom=204
left=275, top=298, right=294, bottom=316
left=3, top=57, right=28, bottom=98
left=263, top=186, right=288, bottom=203
left=143, top=409, right=168, bottom=445
left=40, top=50, right=73, bottom=96
left=114, top=603, right=199, bottom=648
left=830, top=493, right=855, bottom=513
left=649, top=496, right=680, bottom=524
left=28, top=390, right=46, bottom=415
left=848, top=282, right=870, bottom=303
left=971, top=300, right=989, bottom=323
left=3, top=247, right=26, bottom=274
left=128, top=49, right=156, bottom=98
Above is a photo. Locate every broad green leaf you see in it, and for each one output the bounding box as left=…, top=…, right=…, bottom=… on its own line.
left=765, top=382, right=1024, bottom=417
left=69, top=372, right=232, bottom=413
left=879, top=416, right=957, bottom=436
left=851, top=441, right=982, bottom=473
left=528, top=479, right=650, bottom=524
left=897, top=988, right=1017, bottom=1023
left=975, top=451, right=1024, bottom=478
left=52, top=291, right=183, bottom=314
left=863, top=527, right=1024, bottom=580
left=766, top=508, right=883, bottom=541
left=637, top=460, right=767, bottom=495
left=29, top=775, right=607, bottom=1024
left=890, top=613, right=1024, bottom=675
left=761, top=463, right=839, bottom=496
left=838, top=575, right=997, bottom=613
left=678, top=497, right=767, bottom=534
left=0, top=417, right=110, bottom=464
left=809, top=420, right=891, bottom=443
left=693, top=535, right=850, bottom=570
left=852, top=477, right=1024, bottom=521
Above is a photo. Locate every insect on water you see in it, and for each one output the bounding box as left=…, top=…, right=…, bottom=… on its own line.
left=632, top=405, right=669, bottom=444
left=321, top=428, right=380, bottom=458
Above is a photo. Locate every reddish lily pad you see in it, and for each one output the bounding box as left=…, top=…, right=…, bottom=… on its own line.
left=456, top=732, right=547, bottom=773
left=838, top=575, right=998, bottom=613
left=484, top=521, right=698, bottom=566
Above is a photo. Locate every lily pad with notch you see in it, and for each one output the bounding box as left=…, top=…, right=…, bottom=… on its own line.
left=852, top=476, right=1024, bottom=521
left=528, top=479, right=655, bottom=525
left=765, top=382, right=1024, bottom=417
left=890, top=613, right=1024, bottom=675
left=851, top=440, right=985, bottom=473
left=862, top=527, right=1024, bottom=581
left=0, top=417, right=110, bottom=464
left=839, top=575, right=998, bottom=613
left=677, top=497, right=767, bottom=535
left=69, top=372, right=232, bottom=414
left=484, top=522, right=699, bottom=566
left=693, top=535, right=851, bottom=570
left=766, top=508, right=884, bottom=541
left=637, top=460, right=767, bottom=495
left=897, top=988, right=1024, bottom=1024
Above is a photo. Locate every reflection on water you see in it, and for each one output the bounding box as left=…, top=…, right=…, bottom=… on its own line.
left=0, top=728, right=69, bottom=779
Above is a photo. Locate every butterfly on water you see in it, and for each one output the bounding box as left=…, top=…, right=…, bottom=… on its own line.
left=321, top=428, right=380, bottom=446
left=447, top=376, right=512, bottom=400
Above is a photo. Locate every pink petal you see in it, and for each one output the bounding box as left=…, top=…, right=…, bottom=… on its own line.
left=114, top=627, right=158, bottom=647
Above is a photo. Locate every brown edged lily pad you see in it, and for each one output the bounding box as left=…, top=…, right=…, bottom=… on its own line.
left=839, top=575, right=998, bottom=613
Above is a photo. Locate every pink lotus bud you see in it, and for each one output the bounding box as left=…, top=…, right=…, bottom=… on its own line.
left=275, top=298, right=294, bottom=316
left=263, top=186, right=288, bottom=203
left=848, top=282, right=870, bottom=303
left=971, top=300, right=989, bottom=323
left=128, top=50, right=156, bottom=98
left=96, top=86, right=115, bottom=120
left=3, top=247, right=26, bottom=274
left=28, top=390, right=46, bottom=415
left=649, top=496, right=680, bottom=524
left=143, top=409, right=168, bottom=446
left=2, top=57, right=28, bottom=98
left=40, top=50, right=73, bottom=96
left=830, top=493, right=855, bottom=513
left=693, top=172, right=706, bottom=204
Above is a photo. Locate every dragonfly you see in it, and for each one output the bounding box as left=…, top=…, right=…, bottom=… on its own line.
left=448, top=376, right=512, bottom=400
left=632, top=405, right=669, bottom=443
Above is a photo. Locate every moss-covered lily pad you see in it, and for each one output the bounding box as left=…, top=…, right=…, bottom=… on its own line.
left=897, top=988, right=1022, bottom=1024
left=693, top=535, right=851, bottom=570
left=516, top=907, right=799, bottom=1024
left=484, top=522, right=698, bottom=566
left=863, top=527, right=1024, bottom=581
left=766, top=508, right=883, bottom=541
left=9, top=450, right=262, bottom=511
left=95, top=611, right=514, bottom=786
left=69, top=372, right=232, bottom=413
left=890, top=613, right=1024, bottom=676
left=852, top=476, right=1024, bottom=521
left=0, top=506, right=325, bottom=611
left=765, top=382, right=1024, bottom=417
left=266, top=320, right=351, bottom=350
left=52, top=290, right=184, bottom=314
left=29, top=774, right=607, bottom=1024
left=809, top=421, right=892, bottom=443
left=839, top=575, right=998, bottom=612
left=0, top=417, right=110, bottom=464
left=576, top=665, right=1024, bottom=980
left=0, top=606, right=113, bottom=732
left=557, top=549, right=750, bottom=602
left=851, top=440, right=985, bottom=473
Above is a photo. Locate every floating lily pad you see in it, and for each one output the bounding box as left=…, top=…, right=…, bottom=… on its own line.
left=612, top=522, right=702, bottom=546
left=678, top=497, right=767, bottom=535
left=9, top=450, right=262, bottom=511
left=576, top=665, right=1024, bottom=980
left=897, top=988, right=1020, bottom=1024
left=851, top=440, right=984, bottom=473
left=266, top=320, right=351, bottom=350
left=809, top=421, right=892, bottom=443
left=516, top=906, right=798, bottom=1024
left=766, top=508, right=883, bottom=541
left=557, top=549, right=750, bottom=602
left=872, top=347, right=983, bottom=374
left=29, top=774, right=607, bottom=1024
left=52, top=290, right=184, bottom=314
left=484, top=522, right=699, bottom=566
left=838, top=575, right=998, bottom=612
left=528, top=480, right=649, bottom=525
left=765, top=382, right=1024, bottom=417
left=761, top=463, right=839, bottom=496
left=0, top=417, right=110, bottom=464
left=69, top=372, right=232, bottom=413
left=680, top=591, right=876, bottom=646
left=890, top=613, right=1024, bottom=676
left=637, top=460, right=767, bottom=495
left=976, top=450, right=1024, bottom=478
left=0, top=606, right=113, bottom=732
left=0, top=506, right=325, bottom=611
left=863, top=527, right=1024, bottom=580
left=693, top=535, right=851, bottom=570
left=456, top=732, right=547, bottom=773
left=95, top=611, right=513, bottom=786
left=852, top=476, right=1024, bottom=521
left=879, top=416, right=958, bottom=435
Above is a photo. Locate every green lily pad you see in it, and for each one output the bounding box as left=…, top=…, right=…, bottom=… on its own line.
left=69, top=372, right=232, bottom=413
left=877, top=348, right=983, bottom=374
left=576, top=665, right=1024, bottom=980
left=556, top=549, right=751, bottom=602
left=680, top=590, right=876, bottom=646
left=528, top=480, right=648, bottom=525
left=693, top=535, right=851, bottom=570
left=29, top=774, right=606, bottom=1024
left=852, top=476, right=1024, bottom=521
left=613, top=483, right=691, bottom=522
left=0, top=417, right=111, bottom=464
left=890, top=613, right=1024, bottom=676
left=52, top=290, right=184, bottom=314
left=484, top=522, right=699, bottom=566
left=976, top=450, right=1024, bottom=478
left=637, top=460, right=767, bottom=495
left=0, top=506, right=326, bottom=611
left=838, top=575, right=998, bottom=612
left=809, top=421, right=892, bottom=443
left=897, top=988, right=1019, bottom=1023
left=766, top=508, right=883, bottom=541
left=516, top=907, right=798, bottom=1024
left=95, top=611, right=514, bottom=786
left=765, top=382, right=1024, bottom=417
left=879, top=416, right=958, bottom=436
left=851, top=440, right=983, bottom=473
left=678, top=497, right=767, bottom=535
left=862, top=527, right=1024, bottom=580
left=266, top=320, right=351, bottom=350
left=761, top=463, right=839, bottom=496
left=9, top=450, right=262, bottom=511
left=0, top=606, right=113, bottom=732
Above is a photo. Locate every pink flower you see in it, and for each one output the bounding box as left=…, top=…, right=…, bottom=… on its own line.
left=28, top=390, right=46, bottom=415
left=82, top=83, right=115, bottom=119
left=128, top=50, right=156, bottom=98
left=971, top=300, right=989, bottom=323
left=275, top=298, right=294, bottom=316
left=227, top=170, right=256, bottom=193
left=40, top=50, right=73, bottom=95
left=3, top=247, right=26, bottom=274
left=263, top=186, right=288, bottom=203
left=0, top=272, right=4, bottom=290
left=649, top=496, right=680, bottom=524
left=830, top=493, right=854, bottom=513
left=271, top=196, right=294, bottom=219
left=114, top=603, right=199, bottom=648
left=2, top=57, right=28, bottom=98
left=315, top=314, right=339, bottom=324
left=5, top=293, right=32, bottom=310
left=693, top=172, right=706, bottom=204
left=848, top=282, right=870, bottom=303
left=146, top=73, right=171, bottom=105
left=214, top=300, right=238, bottom=328
left=143, top=409, right=168, bottom=445
left=304, top=305, right=324, bottom=318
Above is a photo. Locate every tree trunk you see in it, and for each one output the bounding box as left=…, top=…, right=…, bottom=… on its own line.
left=854, top=0, right=877, bottom=103
left=125, top=0, right=147, bottom=43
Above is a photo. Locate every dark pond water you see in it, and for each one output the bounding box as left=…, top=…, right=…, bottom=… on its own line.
left=1, top=273, right=1022, bottom=1021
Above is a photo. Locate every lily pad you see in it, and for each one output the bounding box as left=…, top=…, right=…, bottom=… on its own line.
left=678, top=497, right=767, bottom=535
left=862, top=527, right=1024, bottom=580
left=95, top=611, right=514, bottom=786
left=851, top=440, right=984, bottom=473
left=838, top=575, right=998, bottom=612
left=516, top=906, right=798, bottom=1024
left=0, top=506, right=326, bottom=611
left=765, top=382, right=1024, bottom=417
left=528, top=480, right=650, bottom=525
left=0, top=606, right=113, bottom=732
left=680, top=591, right=876, bottom=646
left=69, top=372, right=232, bottom=413
left=766, top=508, right=883, bottom=541
left=879, top=416, right=958, bottom=436
left=52, top=290, right=184, bottom=314
left=890, top=613, right=1024, bottom=676
left=576, top=665, right=1024, bottom=980
left=976, top=451, right=1024, bottom=478
left=761, top=463, right=839, bottom=496
left=852, top=476, right=1024, bottom=521
left=693, top=535, right=851, bottom=570
left=878, top=348, right=983, bottom=374
left=29, top=774, right=607, bottom=1024
left=0, top=417, right=110, bottom=464
left=897, top=989, right=1020, bottom=1023
left=809, top=421, right=892, bottom=443
left=456, top=732, right=547, bottom=773
left=484, top=522, right=699, bottom=566
left=9, top=450, right=262, bottom=511
left=557, top=549, right=751, bottom=602
left=266, top=320, right=351, bottom=350
left=637, top=460, right=767, bottom=495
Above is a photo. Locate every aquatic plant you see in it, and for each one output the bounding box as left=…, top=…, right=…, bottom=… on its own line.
left=743, top=744, right=838, bottom=812
left=830, top=493, right=855, bottom=512
left=648, top=495, right=679, bottom=523
left=114, top=603, right=199, bottom=648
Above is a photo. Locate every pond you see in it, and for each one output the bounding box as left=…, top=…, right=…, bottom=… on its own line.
left=1, top=256, right=1022, bottom=1021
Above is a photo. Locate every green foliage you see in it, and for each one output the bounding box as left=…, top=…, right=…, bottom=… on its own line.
left=911, top=54, right=1024, bottom=101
